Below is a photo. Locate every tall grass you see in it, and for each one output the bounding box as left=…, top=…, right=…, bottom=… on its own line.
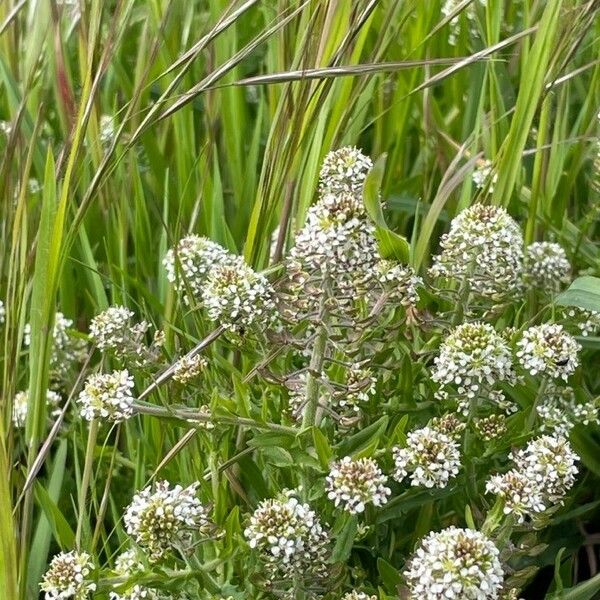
left=0, top=0, right=599, bottom=598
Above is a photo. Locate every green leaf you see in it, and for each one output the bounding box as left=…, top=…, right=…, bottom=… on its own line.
left=330, top=515, right=358, bottom=563
left=377, top=557, right=402, bottom=592
left=312, top=427, right=333, bottom=470
left=336, top=416, right=389, bottom=457
left=33, top=482, right=75, bottom=549
left=547, top=573, right=600, bottom=600
left=555, top=276, right=600, bottom=313
left=363, top=154, right=410, bottom=263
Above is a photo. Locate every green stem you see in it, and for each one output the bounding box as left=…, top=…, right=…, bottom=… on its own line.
left=133, top=401, right=299, bottom=435
left=76, top=418, right=99, bottom=548
left=527, top=378, right=548, bottom=429
left=302, top=323, right=328, bottom=429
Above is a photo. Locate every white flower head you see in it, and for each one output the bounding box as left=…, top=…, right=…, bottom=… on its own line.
left=342, top=593, right=377, bottom=600
left=40, top=551, right=96, bottom=600
left=172, top=354, right=207, bottom=384
left=326, top=456, right=391, bottom=514
left=12, top=389, right=62, bottom=428
left=474, top=414, right=507, bottom=441
left=77, top=370, right=135, bottom=422
left=486, top=469, right=546, bottom=523
left=516, top=324, right=580, bottom=380
left=203, top=259, right=278, bottom=332
left=512, top=434, right=578, bottom=505
left=24, top=312, right=87, bottom=385
left=523, top=242, right=571, bottom=294
left=404, top=527, right=504, bottom=599
left=537, top=383, right=598, bottom=435
left=124, top=481, right=210, bottom=561
left=392, top=426, right=461, bottom=488
left=472, top=159, right=498, bottom=193
left=565, top=307, right=600, bottom=337
left=163, top=236, right=235, bottom=305
left=429, top=205, right=524, bottom=300
left=375, top=260, right=422, bottom=308
left=318, top=146, right=373, bottom=196
left=244, top=492, right=330, bottom=583
left=432, top=322, right=513, bottom=398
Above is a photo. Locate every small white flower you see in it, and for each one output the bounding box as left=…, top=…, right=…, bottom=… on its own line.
left=516, top=324, right=580, bottom=380
left=0, top=299, right=5, bottom=324
left=404, top=527, right=504, bottom=599
left=374, top=260, right=422, bottom=308
left=523, top=242, right=571, bottom=294
left=124, top=481, right=210, bottom=562
left=326, top=456, right=390, bottom=514
left=429, top=204, right=524, bottom=300
left=40, top=551, right=96, bottom=600
left=392, top=426, right=461, bottom=488
left=77, top=370, right=135, bottom=422
left=566, top=307, right=600, bottom=337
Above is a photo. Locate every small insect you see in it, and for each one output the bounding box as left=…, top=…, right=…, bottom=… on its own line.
left=555, top=358, right=569, bottom=367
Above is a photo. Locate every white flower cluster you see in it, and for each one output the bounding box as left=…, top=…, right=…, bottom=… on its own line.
left=124, top=481, right=210, bottom=561
left=537, top=385, right=598, bottom=435
left=566, top=307, right=600, bottom=337
left=244, top=493, right=329, bottom=586
left=487, top=434, right=579, bottom=521
left=165, top=235, right=277, bottom=332
left=404, top=527, right=503, bottom=599
left=523, top=242, right=571, bottom=294
left=203, top=261, right=278, bottom=332
left=342, top=592, right=377, bottom=600
left=0, top=299, right=4, bottom=324
left=100, top=114, right=116, bottom=147
left=25, top=312, right=87, bottom=386
left=12, top=389, right=61, bottom=428
left=392, top=426, right=461, bottom=488
left=109, top=549, right=167, bottom=600
left=516, top=324, right=580, bottom=380
left=326, top=456, right=391, bottom=514
left=288, top=190, right=379, bottom=299
left=375, top=260, right=422, bottom=308
left=163, top=235, right=234, bottom=304
left=472, top=159, right=498, bottom=193
left=172, top=354, right=207, bottom=384
left=486, top=470, right=546, bottom=523
left=429, top=413, right=466, bottom=439
left=40, top=551, right=96, bottom=600
left=90, top=306, right=162, bottom=367
left=429, top=205, right=524, bottom=300
left=318, top=146, right=373, bottom=196
left=333, top=363, right=376, bottom=417
left=432, top=322, right=513, bottom=398
left=77, top=370, right=135, bottom=422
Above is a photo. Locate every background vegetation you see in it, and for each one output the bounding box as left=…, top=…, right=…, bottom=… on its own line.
left=1, top=0, right=599, bottom=598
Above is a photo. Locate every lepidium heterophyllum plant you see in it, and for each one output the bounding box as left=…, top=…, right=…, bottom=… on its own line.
left=33, top=148, right=600, bottom=599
